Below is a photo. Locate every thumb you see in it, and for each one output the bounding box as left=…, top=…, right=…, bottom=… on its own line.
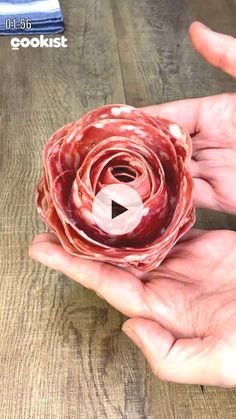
left=189, top=21, right=236, bottom=78
left=122, top=318, right=236, bottom=387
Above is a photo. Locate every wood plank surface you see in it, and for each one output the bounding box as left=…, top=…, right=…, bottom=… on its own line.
left=0, top=0, right=236, bottom=418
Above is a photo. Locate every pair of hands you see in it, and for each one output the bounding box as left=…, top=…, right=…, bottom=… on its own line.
left=29, top=22, right=236, bottom=387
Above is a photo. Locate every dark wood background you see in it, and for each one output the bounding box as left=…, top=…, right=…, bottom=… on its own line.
left=0, top=0, right=236, bottom=417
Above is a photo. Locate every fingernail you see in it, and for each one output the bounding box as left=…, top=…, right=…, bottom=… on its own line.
left=197, top=22, right=211, bottom=31
left=122, top=326, right=143, bottom=349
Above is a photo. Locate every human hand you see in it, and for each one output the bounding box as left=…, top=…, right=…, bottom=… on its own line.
left=141, top=22, right=236, bottom=214
left=29, top=22, right=236, bottom=387
left=29, top=229, right=236, bottom=386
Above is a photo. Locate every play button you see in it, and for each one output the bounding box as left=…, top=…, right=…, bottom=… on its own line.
left=92, top=184, right=143, bottom=235
left=111, top=200, right=128, bottom=219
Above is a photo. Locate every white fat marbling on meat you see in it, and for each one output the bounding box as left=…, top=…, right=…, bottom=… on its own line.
left=51, top=144, right=60, bottom=153
left=135, top=129, right=144, bottom=135
left=126, top=125, right=136, bottom=130
left=76, top=133, right=83, bottom=141
left=111, top=106, right=132, bottom=116
left=66, top=133, right=74, bottom=143
left=124, top=254, right=147, bottom=262
left=169, top=124, right=182, bottom=140
left=159, top=151, right=169, bottom=160
left=94, top=122, right=106, bottom=128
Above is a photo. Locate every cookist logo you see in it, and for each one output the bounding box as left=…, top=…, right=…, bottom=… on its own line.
left=11, top=35, right=67, bottom=50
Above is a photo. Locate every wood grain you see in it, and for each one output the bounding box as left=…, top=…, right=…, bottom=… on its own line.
left=0, top=0, right=236, bottom=418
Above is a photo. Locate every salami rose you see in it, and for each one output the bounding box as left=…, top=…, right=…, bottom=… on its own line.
left=36, top=104, right=195, bottom=271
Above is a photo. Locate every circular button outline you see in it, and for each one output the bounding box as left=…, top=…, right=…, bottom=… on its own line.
left=92, top=184, right=144, bottom=236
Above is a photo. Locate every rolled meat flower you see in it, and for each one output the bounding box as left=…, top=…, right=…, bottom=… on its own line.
left=36, top=104, right=195, bottom=271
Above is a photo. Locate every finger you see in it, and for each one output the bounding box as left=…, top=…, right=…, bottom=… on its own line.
left=189, top=21, right=236, bottom=78
left=32, top=232, right=60, bottom=245
left=189, top=160, right=207, bottom=207
left=28, top=235, right=148, bottom=317
left=190, top=159, right=218, bottom=210
left=123, top=318, right=236, bottom=386
left=140, top=97, right=203, bottom=134
left=176, top=228, right=205, bottom=243
left=193, top=177, right=217, bottom=210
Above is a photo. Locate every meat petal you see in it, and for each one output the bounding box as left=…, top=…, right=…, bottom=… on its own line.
left=36, top=104, right=195, bottom=271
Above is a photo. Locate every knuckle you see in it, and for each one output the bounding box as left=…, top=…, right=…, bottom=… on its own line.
left=151, top=362, right=168, bottom=381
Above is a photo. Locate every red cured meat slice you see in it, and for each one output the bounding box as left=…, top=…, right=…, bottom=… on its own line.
left=36, top=104, right=195, bottom=271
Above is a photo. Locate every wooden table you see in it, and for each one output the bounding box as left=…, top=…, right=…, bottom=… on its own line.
left=0, top=0, right=236, bottom=417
